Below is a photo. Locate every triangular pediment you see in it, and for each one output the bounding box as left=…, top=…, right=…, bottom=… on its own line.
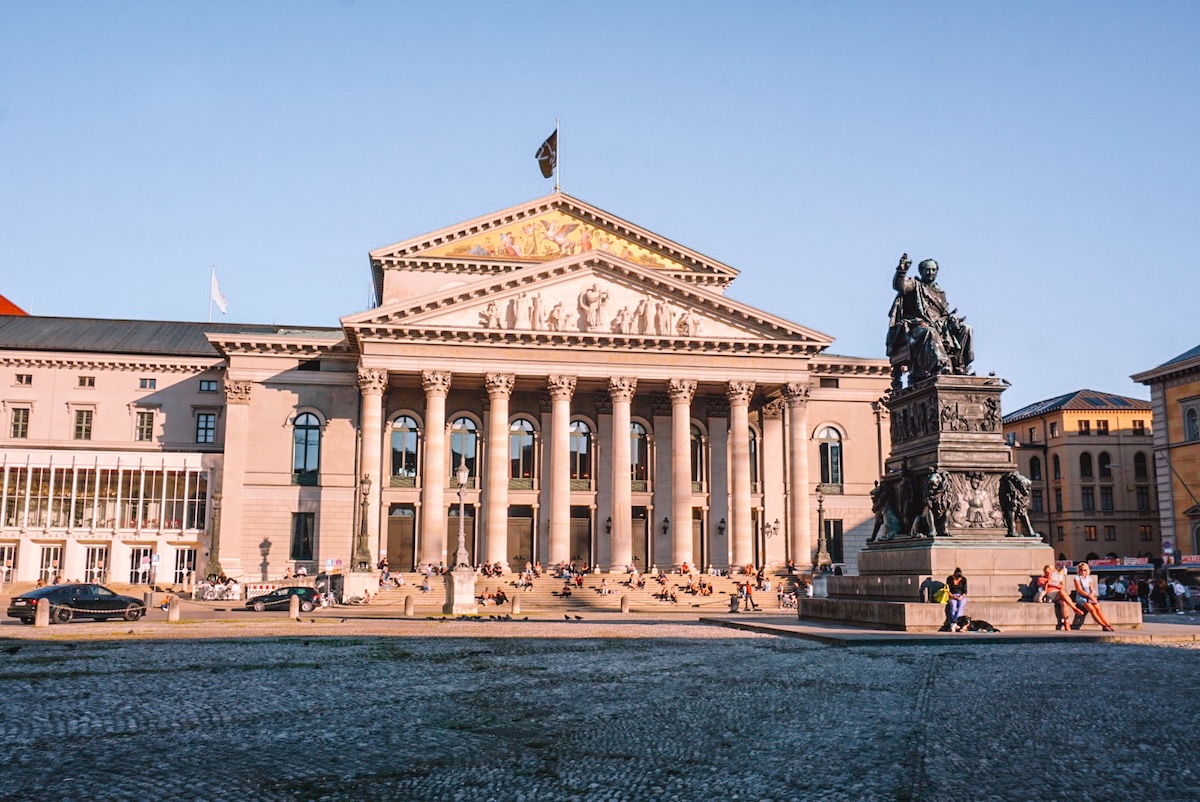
left=343, top=254, right=830, bottom=353
left=368, top=192, right=739, bottom=282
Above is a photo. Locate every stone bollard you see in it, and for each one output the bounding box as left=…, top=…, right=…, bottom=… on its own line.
left=404, top=595, right=415, bottom=617
left=167, top=595, right=181, bottom=622
left=289, top=593, right=300, bottom=619
left=143, top=591, right=155, bottom=612
left=620, top=594, right=630, bottom=614
left=512, top=596, right=521, bottom=616
left=729, top=595, right=740, bottom=613
left=34, top=597, right=50, bottom=628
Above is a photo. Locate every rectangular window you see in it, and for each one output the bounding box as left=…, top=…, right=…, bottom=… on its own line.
left=291, top=513, right=315, bottom=561
left=1056, top=526, right=1064, bottom=542
left=1132, top=420, right=1145, bottom=436
left=195, top=413, right=216, bottom=444
left=1140, top=525, right=1152, bottom=541
left=1028, top=427, right=1037, bottom=443
left=10, top=408, right=30, bottom=439
left=199, top=379, right=218, bottom=392
left=1078, top=420, right=1090, bottom=435
left=1049, top=422, right=1059, bottom=438
left=1084, top=525, right=1098, bottom=541
left=15, top=373, right=32, bottom=386
left=825, top=519, right=844, bottom=564
left=1054, top=488, right=1063, bottom=513
left=1096, top=420, right=1109, bottom=435
left=136, top=411, right=154, bottom=442
left=1082, top=487, right=1095, bottom=511
left=1136, top=486, right=1150, bottom=511
left=1031, top=488, right=1043, bottom=513
left=78, top=375, right=95, bottom=388
left=819, top=377, right=838, bottom=389
left=1100, top=486, right=1113, bottom=511
left=74, top=409, right=93, bottom=440
left=139, top=378, right=157, bottom=390
left=1104, top=525, right=1117, bottom=541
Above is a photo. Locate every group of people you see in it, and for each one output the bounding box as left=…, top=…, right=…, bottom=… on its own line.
left=1033, top=563, right=1115, bottom=631
left=1101, top=575, right=1192, bottom=614
left=476, top=586, right=509, bottom=606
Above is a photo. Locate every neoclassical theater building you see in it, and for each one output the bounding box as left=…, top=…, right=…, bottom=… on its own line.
left=0, top=193, right=892, bottom=585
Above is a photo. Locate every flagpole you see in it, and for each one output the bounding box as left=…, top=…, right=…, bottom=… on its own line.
left=555, top=117, right=560, bottom=192
left=208, top=267, right=214, bottom=323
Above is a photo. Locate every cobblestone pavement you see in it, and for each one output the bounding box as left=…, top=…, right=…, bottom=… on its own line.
left=1, top=617, right=1199, bottom=801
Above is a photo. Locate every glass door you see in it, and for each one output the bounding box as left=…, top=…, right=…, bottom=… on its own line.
left=129, top=547, right=153, bottom=584
left=85, top=546, right=108, bottom=584
left=39, top=545, right=62, bottom=583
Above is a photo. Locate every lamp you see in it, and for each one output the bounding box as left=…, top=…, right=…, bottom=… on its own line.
left=662, top=517, right=670, bottom=536
left=453, top=462, right=470, bottom=568
left=605, top=516, right=612, bottom=535
left=718, top=518, right=726, bottom=537
left=353, top=473, right=373, bottom=571
left=814, top=485, right=832, bottom=572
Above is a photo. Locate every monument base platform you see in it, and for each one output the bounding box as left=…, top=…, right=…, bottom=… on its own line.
left=443, top=568, right=478, bottom=616
left=799, top=598, right=1144, bottom=632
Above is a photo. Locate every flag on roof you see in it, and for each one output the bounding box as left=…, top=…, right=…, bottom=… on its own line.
left=535, top=129, right=557, bottom=179
left=210, top=269, right=228, bottom=315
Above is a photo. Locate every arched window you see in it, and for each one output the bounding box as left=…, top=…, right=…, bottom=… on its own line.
left=819, top=427, right=843, bottom=487
left=748, top=427, right=759, bottom=489
left=390, top=415, right=420, bottom=486
left=509, top=419, right=536, bottom=480
left=292, top=412, right=321, bottom=486
left=1098, top=452, right=1112, bottom=479
left=630, top=422, right=649, bottom=482
left=1187, top=408, right=1200, bottom=442
left=1134, top=452, right=1149, bottom=479
left=691, top=424, right=706, bottom=485
left=1079, top=452, right=1093, bottom=479
left=1029, top=456, right=1042, bottom=482
left=450, top=417, right=478, bottom=480
left=1053, top=455, right=1061, bottom=480
left=569, top=420, right=592, bottom=481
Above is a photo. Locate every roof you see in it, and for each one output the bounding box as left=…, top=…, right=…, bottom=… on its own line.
left=0, top=315, right=342, bottom=359
left=1003, top=389, right=1152, bottom=424
left=1131, top=343, right=1200, bottom=384
left=0, top=294, right=28, bottom=316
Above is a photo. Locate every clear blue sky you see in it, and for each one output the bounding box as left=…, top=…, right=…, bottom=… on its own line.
left=2, top=1, right=1197, bottom=412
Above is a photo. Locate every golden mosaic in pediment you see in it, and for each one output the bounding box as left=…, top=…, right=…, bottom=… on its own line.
left=424, top=210, right=686, bottom=270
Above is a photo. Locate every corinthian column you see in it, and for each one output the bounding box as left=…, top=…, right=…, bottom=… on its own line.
left=784, top=382, right=812, bottom=568
left=547, top=375, right=577, bottom=565
left=357, top=367, right=388, bottom=567
left=727, top=381, right=756, bottom=569
left=607, top=377, right=637, bottom=570
left=484, top=373, right=514, bottom=570
left=214, top=379, right=252, bottom=576
left=669, top=379, right=697, bottom=569
left=419, top=371, right=451, bottom=566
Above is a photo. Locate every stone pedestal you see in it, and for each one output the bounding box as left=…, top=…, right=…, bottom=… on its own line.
left=443, top=568, right=478, bottom=616
left=342, top=572, right=377, bottom=603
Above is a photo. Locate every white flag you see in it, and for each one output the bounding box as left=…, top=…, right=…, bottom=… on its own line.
left=210, top=269, right=228, bottom=315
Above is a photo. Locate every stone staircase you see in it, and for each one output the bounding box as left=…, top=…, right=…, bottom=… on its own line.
left=365, top=572, right=801, bottom=616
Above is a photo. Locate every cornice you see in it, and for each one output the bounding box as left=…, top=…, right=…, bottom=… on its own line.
left=205, top=333, right=353, bottom=358
left=1132, top=355, right=1200, bottom=386
left=352, top=327, right=819, bottom=355
left=0, top=355, right=222, bottom=374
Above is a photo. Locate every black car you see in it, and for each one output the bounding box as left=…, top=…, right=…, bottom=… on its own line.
left=7, top=584, right=147, bottom=625
left=246, top=586, right=320, bottom=613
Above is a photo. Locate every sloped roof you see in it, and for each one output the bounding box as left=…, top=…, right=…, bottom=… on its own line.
left=1003, top=389, right=1151, bottom=424
left=0, top=315, right=341, bottom=359
left=0, top=294, right=28, bottom=316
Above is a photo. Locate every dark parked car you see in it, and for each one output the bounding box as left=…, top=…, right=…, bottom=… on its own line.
left=7, top=584, right=146, bottom=625
left=246, top=586, right=320, bottom=613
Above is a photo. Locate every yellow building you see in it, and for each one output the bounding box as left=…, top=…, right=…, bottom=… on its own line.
left=1133, top=345, right=1200, bottom=557
left=1002, top=390, right=1157, bottom=562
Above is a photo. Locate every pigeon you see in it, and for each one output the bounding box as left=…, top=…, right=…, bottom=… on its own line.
left=564, top=614, right=571, bottom=621
left=574, top=615, right=583, bottom=620
left=522, top=617, right=529, bottom=621
left=127, top=630, right=134, bottom=635
left=339, top=618, right=347, bottom=624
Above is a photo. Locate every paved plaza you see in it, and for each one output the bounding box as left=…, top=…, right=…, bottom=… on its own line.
left=2, top=616, right=1199, bottom=801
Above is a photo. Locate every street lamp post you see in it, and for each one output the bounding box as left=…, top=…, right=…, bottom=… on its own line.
left=454, top=461, right=471, bottom=569
left=814, top=487, right=832, bottom=573
left=203, top=492, right=223, bottom=579
left=353, top=474, right=373, bottom=572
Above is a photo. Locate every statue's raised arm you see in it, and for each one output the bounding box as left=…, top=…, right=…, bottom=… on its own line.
left=885, top=254, right=974, bottom=389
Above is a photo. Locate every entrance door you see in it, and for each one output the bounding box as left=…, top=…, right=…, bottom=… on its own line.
left=0, top=544, right=17, bottom=584
left=85, top=546, right=108, bottom=584
left=569, top=506, right=591, bottom=566
left=129, top=547, right=152, bottom=584
left=39, top=545, right=62, bottom=583
left=387, top=505, right=416, bottom=571
left=631, top=507, right=648, bottom=571
left=692, top=511, right=704, bottom=570
left=174, top=548, right=196, bottom=584
left=507, top=505, right=533, bottom=569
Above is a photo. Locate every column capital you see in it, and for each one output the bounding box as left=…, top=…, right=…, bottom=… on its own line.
left=608, top=377, right=638, bottom=403
left=357, top=367, right=388, bottom=395
left=761, top=398, right=785, bottom=420
left=547, top=375, right=577, bottom=401
left=421, top=370, right=452, bottom=398
left=484, top=373, right=515, bottom=400
left=872, top=397, right=891, bottom=419
left=782, top=382, right=812, bottom=405
left=725, top=380, right=756, bottom=406
left=668, top=379, right=697, bottom=404
left=224, top=379, right=253, bottom=405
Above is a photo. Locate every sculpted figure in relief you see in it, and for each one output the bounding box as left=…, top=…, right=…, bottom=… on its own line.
left=512, top=292, right=531, bottom=329
left=633, top=298, right=650, bottom=334
left=546, top=302, right=566, bottom=332
left=530, top=293, right=544, bottom=331
left=1000, top=471, right=1039, bottom=538
left=481, top=301, right=503, bottom=329
left=579, top=283, right=608, bottom=330
left=611, top=306, right=633, bottom=334
left=654, top=300, right=674, bottom=336
left=676, top=309, right=700, bottom=336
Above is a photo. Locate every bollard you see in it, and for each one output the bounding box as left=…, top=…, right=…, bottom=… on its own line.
left=34, top=597, right=51, bottom=628
left=620, top=594, right=630, bottom=614
left=143, top=591, right=155, bottom=612
left=289, top=593, right=300, bottom=619
left=167, top=595, right=181, bottom=622
left=729, top=595, right=740, bottom=613
left=404, top=595, right=414, bottom=617
left=512, top=596, right=521, bottom=616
